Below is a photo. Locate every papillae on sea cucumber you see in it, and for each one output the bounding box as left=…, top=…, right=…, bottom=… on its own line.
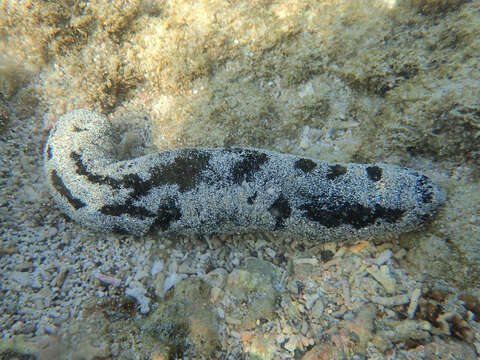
left=44, top=109, right=447, bottom=240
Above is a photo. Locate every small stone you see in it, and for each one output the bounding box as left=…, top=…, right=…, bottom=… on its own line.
left=210, top=286, right=223, bottom=303
left=111, top=342, right=120, bottom=357
left=311, top=299, right=324, bottom=318
left=381, top=319, right=432, bottom=344
left=150, top=260, right=163, bottom=276
left=287, top=278, right=299, bottom=294
left=152, top=272, right=166, bottom=298
left=303, top=293, right=320, bottom=309
left=134, top=269, right=148, bottom=281
left=407, top=287, right=422, bottom=319
left=15, top=261, right=33, bottom=271
left=371, top=294, right=410, bottom=306
left=205, top=268, right=228, bottom=288
left=367, top=265, right=396, bottom=294
left=294, top=258, right=319, bottom=266
left=55, top=266, right=69, bottom=288
left=11, top=321, right=25, bottom=334
left=10, top=271, right=33, bottom=287
left=374, top=249, right=393, bottom=266
left=0, top=244, right=18, bottom=255
left=393, top=248, right=407, bottom=260
left=5, top=302, right=19, bottom=314
left=125, top=286, right=150, bottom=314
left=264, top=247, right=276, bottom=258
left=225, top=315, right=242, bottom=325
left=163, top=273, right=187, bottom=294
left=44, top=323, right=58, bottom=335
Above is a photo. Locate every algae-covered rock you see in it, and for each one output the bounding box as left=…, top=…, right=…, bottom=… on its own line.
left=141, top=277, right=220, bottom=359
left=226, top=258, right=283, bottom=329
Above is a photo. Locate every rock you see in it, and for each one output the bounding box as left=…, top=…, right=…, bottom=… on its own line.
left=205, top=267, right=228, bottom=288
left=241, top=332, right=277, bottom=360
left=125, top=286, right=150, bottom=314
left=226, top=258, right=283, bottom=329
left=366, top=265, right=396, bottom=294
left=374, top=249, right=393, bottom=266
left=311, top=298, right=325, bottom=318
left=343, top=304, right=376, bottom=348
left=10, top=271, right=41, bottom=288
left=141, top=277, right=219, bottom=358
left=377, top=319, right=432, bottom=345
left=371, top=294, right=410, bottom=306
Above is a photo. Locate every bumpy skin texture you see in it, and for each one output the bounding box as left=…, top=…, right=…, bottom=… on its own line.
left=44, top=110, right=447, bottom=240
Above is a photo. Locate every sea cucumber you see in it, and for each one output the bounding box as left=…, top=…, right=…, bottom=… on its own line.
left=44, top=109, right=447, bottom=240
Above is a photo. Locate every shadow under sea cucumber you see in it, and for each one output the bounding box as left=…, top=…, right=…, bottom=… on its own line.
left=44, top=109, right=447, bottom=240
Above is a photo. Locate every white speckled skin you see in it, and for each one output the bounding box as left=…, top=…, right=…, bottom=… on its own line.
left=44, top=109, right=447, bottom=240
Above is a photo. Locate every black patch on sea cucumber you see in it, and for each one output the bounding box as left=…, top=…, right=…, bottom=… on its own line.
left=154, top=149, right=211, bottom=192
left=71, top=152, right=121, bottom=189
left=327, top=164, right=347, bottom=180
left=101, top=194, right=182, bottom=232
left=295, top=158, right=317, bottom=173
left=231, top=150, right=268, bottom=184
left=46, top=145, right=52, bottom=160
left=247, top=192, right=257, bottom=205
left=268, top=194, right=292, bottom=230
left=100, top=202, right=154, bottom=219
left=149, top=198, right=182, bottom=232
left=112, top=225, right=129, bottom=235
left=50, top=170, right=86, bottom=209
left=416, top=175, right=433, bottom=204
left=300, top=197, right=404, bottom=229
left=71, top=149, right=211, bottom=196
left=366, top=166, right=383, bottom=182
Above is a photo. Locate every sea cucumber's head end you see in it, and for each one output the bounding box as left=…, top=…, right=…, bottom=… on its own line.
left=416, top=175, right=448, bottom=216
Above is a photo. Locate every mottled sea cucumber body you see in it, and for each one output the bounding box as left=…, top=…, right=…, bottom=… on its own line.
left=44, top=110, right=447, bottom=240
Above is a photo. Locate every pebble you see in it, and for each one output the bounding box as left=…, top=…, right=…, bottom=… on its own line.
left=44, top=323, right=57, bottom=335
left=125, top=286, right=150, bottom=314
left=15, top=261, right=33, bottom=271
left=367, top=265, right=396, bottom=294
left=371, top=294, right=410, bottom=306
left=374, top=250, right=393, bottom=266
left=311, top=299, right=325, bottom=318
left=150, top=260, right=163, bottom=276
left=205, top=268, right=228, bottom=288
left=407, top=287, right=422, bottom=319
left=10, top=271, right=41, bottom=288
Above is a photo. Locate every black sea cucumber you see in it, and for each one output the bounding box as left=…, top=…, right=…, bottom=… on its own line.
left=44, top=109, right=447, bottom=240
